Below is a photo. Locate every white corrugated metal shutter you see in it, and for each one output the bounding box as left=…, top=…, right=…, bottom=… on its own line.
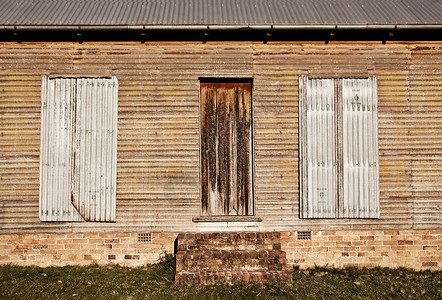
left=39, top=76, right=118, bottom=222
left=300, top=78, right=337, bottom=218
left=299, top=76, right=379, bottom=219
left=71, top=77, right=118, bottom=222
left=39, top=77, right=83, bottom=221
left=340, top=78, right=379, bottom=218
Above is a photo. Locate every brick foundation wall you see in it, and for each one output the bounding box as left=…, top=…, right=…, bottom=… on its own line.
left=282, top=230, right=441, bottom=271
left=0, top=230, right=440, bottom=270
left=0, top=232, right=177, bottom=267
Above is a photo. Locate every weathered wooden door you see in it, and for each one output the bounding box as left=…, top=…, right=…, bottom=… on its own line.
left=200, top=82, right=253, bottom=216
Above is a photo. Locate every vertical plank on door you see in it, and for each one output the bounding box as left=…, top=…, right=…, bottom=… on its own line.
left=236, top=83, right=252, bottom=215
left=201, top=83, right=217, bottom=215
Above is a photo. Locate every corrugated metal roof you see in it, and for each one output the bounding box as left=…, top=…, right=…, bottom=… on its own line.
left=0, top=0, right=440, bottom=27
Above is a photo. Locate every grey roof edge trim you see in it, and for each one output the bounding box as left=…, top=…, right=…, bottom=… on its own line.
left=2, top=24, right=442, bottom=31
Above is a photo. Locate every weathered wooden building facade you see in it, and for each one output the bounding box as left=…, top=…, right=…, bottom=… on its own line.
left=0, top=0, right=440, bottom=274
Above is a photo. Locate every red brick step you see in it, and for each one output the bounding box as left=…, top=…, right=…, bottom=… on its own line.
left=175, top=232, right=293, bottom=284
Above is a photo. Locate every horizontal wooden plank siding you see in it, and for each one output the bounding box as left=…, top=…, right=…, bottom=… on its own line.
left=0, top=41, right=440, bottom=233
left=408, top=44, right=442, bottom=229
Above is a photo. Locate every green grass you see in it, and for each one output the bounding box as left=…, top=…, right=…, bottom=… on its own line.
left=0, top=262, right=440, bottom=300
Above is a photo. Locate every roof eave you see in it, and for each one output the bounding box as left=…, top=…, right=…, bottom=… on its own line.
left=2, top=24, right=442, bottom=31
